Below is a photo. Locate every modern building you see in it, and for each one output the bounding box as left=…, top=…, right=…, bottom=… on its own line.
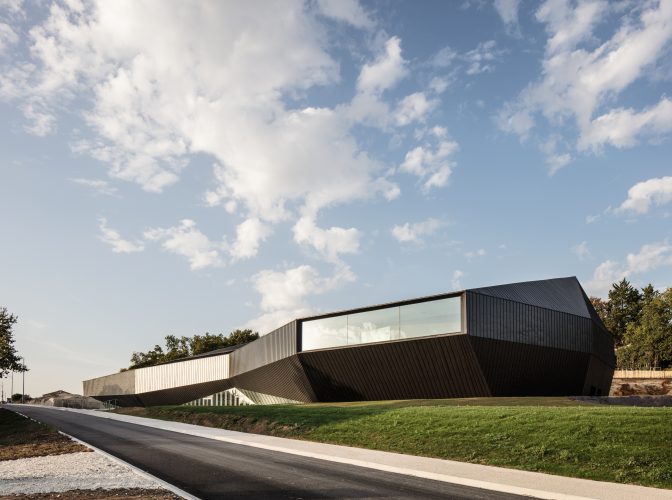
left=83, top=277, right=615, bottom=406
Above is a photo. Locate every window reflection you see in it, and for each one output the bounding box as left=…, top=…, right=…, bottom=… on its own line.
left=301, top=315, right=347, bottom=351
left=348, top=307, right=399, bottom=345
left=400, top=298, right=461, bottom=339
left=301, top=295, right=462, bottom=351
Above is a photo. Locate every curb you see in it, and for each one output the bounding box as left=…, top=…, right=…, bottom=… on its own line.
left=58, top=430, right=200, bottom=500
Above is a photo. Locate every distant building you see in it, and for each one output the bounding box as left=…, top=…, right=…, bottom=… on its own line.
left=83, top=277, right=615, bottom=406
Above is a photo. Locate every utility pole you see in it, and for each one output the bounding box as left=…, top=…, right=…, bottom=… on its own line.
left=11, top=372, right=13, bottom=402
left=21, top=357, right=25, bottom=404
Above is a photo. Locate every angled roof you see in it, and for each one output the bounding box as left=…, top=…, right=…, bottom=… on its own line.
left=469, top=276, right=592, bottom=318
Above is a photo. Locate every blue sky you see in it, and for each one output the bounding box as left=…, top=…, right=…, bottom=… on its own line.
left=1, top=0, right=671, bottom=396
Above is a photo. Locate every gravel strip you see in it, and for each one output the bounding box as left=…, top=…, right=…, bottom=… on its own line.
left=0, top=452, right=163, bottom=495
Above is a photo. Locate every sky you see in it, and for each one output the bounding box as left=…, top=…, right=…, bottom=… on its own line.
left=0, top=0, right=671, bottom=397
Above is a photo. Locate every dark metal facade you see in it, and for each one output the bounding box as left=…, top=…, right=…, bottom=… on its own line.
left=84, top=277, right=615, bottom=405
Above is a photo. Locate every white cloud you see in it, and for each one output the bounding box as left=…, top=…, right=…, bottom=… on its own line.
left=431, top=46, right=458, bottom=68
left=586, top=240, right=672, bottom=296
left=315, top=0, right=374, bottom=29
left=585, top=213, right=601, bottom=224
left=230, top=218, right=271, bottom=261
left=399, top=128, right=459, bottom=191
left=572, top=241, right=590, bottom=260
left=618, top=176, right=672, bottom=214
left=428, top=76, right=450, bottom=94
left=3, top=1, right=402, bottom=222
left=247, top=264, right=354, bottom=333
left=579, top=98, right=672, bottom=151
left=395, top=92, right=438, bottom=126
left=499, top=0, right=672, bottom=169
left=97, top=217, right=144, bottom=254
left=391, top=218, right=443, bottom=243
left=144, top=219, right=225, bottom=270
left=357, top=36, right=408, bottom=94
left=293, top=215, right=360, bottom=262
left=494, top=0, right=521, bottom=30
left=464, top=248, right=486, bottom=260
left=464, top=40, right=500, bottom=75
left=451, top=269, right=465, bottom=290
left=69, top=178, right=118, bottom=196
left=0, top=21, right=17, bottom=54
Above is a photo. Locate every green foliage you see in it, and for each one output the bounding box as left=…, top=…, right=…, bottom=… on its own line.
left=0, top=307, right=27, bottom=377
left=128, top=329, right=259, bottom=369
left=607, top=278, right=643, bottom=346
left=591, top=279, right=671, bottom=369
left=10, top=393, right=30, bottom=402
left=618, top=289, right=672, bottom=369
left=120, top=400, right=672, bottom=489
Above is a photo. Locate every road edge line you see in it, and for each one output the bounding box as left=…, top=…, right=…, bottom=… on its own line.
left=52, top=407, right=592, bottom=500
left=57, top=430, right=200, bottom=500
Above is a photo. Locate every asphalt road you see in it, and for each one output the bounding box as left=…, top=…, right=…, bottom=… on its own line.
left=12, top=405, right=530, bottom=500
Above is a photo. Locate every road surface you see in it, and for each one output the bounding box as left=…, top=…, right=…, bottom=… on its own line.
left=12, top=405, right=530, bottom=500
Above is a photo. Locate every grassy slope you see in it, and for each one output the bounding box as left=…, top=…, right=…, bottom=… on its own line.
left=117, top=398, right=672, bottom=489
left=0, top=407, right=88, bottom=460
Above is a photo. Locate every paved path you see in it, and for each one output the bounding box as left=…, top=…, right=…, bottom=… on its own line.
left=10, top=405, right=528, bottom=500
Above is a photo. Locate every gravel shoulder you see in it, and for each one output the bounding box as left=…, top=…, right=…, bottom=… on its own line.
left=0, top=407, right=175, bottom=498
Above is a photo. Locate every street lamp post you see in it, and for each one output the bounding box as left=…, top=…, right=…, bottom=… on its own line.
left=21, top=357, right=25, bottom=404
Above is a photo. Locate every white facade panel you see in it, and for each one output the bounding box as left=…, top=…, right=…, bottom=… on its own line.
left=135, top=354, right=230, bottom=393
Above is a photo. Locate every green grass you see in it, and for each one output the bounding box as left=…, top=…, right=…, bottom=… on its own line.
left=117, top=398, right=672, bottom=489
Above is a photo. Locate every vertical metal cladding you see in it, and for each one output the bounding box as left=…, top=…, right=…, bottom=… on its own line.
left=134, top=354, right=230, bottom=393
left=466, top=291, right=593, bottom=352
left=297, top=334, right=491, bottom=401
left=230, top=321, right=297, bottom=377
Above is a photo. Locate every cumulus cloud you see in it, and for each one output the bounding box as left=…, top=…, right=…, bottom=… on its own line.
left=293, top=215, right=360, bottom=262
left=230, top=218, right=271, bottom=261
left=2, top=1, right=403, bottom=220
left=246, top=264, right=355, bottom=333
left=144, top=219, right=226, bottom=270
left=391, top=218, right=443, bottom=243
left=618, top=176, right=672, bottom=214
left=315, top=0, right=375, bottom=29
left=399, top=127, right=459, bottom=191
left=395, top=92, right=438, bottom=126
left=586, top=241, right=672, bottom=296
left=498, top=0, right=672, bottom=169
left=97, top=217, right=144, bottom=254
left=357, top=36, right=408, bottom=95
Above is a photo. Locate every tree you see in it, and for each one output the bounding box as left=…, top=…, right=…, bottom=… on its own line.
left=127, top=329, right=260, bottom=369
left=0, top=307, right=27, bottom=377
left=606, top=279, right=642, bottom=347
left=11, top=393, right=31, bottom=402
left=226, top=329, right=259, bottom=346
left=618, top=288, right=672, bottom=369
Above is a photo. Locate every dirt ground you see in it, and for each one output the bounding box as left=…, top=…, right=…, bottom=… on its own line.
left=0, top=489, right=179, bottom=499
left=0, top=408, right=90, bottom=461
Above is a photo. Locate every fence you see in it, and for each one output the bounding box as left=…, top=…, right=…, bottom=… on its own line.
left=613, top=370, right=672, bottom=379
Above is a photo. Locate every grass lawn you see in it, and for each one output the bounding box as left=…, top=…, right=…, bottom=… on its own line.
left=0, top=407, right=88, bottom=460
left=117, top=397, right=672, bottom=489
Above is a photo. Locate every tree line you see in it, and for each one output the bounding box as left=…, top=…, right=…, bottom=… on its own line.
left=590, top=279, right=672, bottom=370
left=125, top=329, right=259, bottom=370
